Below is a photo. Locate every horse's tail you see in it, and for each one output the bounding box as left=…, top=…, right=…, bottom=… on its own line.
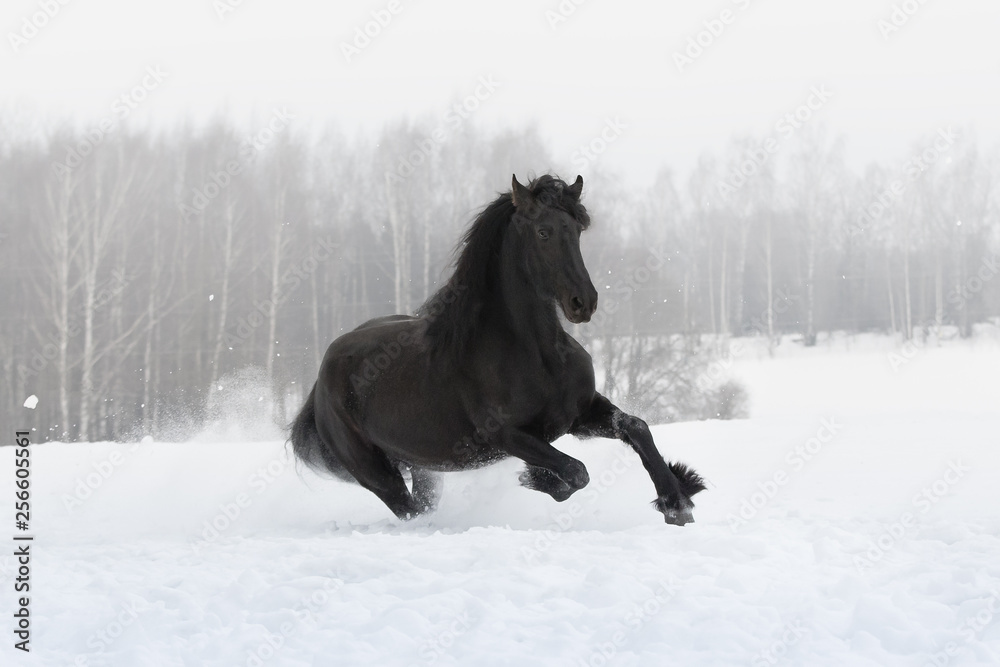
left=289, top=383, right=353, bottom=481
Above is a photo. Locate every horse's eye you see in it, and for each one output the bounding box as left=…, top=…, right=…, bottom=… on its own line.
left=537, top=229, right=550, bottom=241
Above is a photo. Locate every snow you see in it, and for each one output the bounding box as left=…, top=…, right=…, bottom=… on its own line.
left=2, top=332, right=1000, bottom=666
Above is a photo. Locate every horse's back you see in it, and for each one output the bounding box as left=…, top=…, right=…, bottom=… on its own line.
left=353, top=314, right=418, bottom=330
left=320, top=315, right=428, bottom=380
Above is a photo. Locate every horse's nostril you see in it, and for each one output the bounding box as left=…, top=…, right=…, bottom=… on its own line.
left=571, top=296, right=584, bottom=312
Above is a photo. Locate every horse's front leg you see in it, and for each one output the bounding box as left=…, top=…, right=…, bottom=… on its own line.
left=497, top=428, right=590, bottom=501
left=570, top=393, right=706, bottom=525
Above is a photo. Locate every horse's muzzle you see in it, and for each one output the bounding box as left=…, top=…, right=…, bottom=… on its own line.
left=563, top=290, right=598, bottom=323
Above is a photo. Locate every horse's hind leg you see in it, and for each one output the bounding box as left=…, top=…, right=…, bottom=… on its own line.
left=314, top=406, right=423, bottom=520
left=409, top=468, right=442, bottom=513
left=345, top=446, right=421, bottom=520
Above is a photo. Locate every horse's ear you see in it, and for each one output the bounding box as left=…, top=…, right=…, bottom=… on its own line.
left=566, top=175, right=583, bottom=200
left=511, top=174, right=535, bottom=210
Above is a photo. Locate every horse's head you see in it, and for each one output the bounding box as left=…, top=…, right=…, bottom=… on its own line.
left=510, top=174, right=599, bottom=324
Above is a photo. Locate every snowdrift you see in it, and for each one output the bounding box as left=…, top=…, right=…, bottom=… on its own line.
left=2, top=334, right=999, bottom=666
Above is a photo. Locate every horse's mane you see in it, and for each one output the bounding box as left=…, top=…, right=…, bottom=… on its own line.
left=419, top=175, right=590, bottom=358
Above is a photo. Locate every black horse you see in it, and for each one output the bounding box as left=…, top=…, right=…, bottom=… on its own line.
left=290, top=174, right=705, bottom=525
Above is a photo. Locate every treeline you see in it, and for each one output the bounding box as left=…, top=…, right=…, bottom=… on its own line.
left=2, top=116, right=998, bottom=441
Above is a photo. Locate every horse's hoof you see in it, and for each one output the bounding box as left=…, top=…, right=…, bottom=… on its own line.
left=563, top=460, right=590, bottom=489
left=661, top=508, right=694, bottom=526
left=519, top=467, right=576, bottom=502
left=654, top=496, right=694, bottom=526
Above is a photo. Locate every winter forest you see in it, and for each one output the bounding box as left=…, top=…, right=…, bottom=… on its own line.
left=3, top=117, right=999, bottom=442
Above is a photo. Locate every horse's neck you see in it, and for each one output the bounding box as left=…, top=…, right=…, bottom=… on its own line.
left=503, top=288, right=561, bottom=350
left=495, top=237, right=563, bottom=357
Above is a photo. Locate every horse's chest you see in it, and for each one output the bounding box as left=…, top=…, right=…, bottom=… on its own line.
left=528, top=358, right=595, bottom=437
left=474, top=335, right=595, bottom=436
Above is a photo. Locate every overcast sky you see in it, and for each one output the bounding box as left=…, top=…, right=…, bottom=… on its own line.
left=4, top=0, right=999, bottom=186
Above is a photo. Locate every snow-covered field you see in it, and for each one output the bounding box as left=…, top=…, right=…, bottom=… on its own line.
left=3, top=331, right=1000, bottom=666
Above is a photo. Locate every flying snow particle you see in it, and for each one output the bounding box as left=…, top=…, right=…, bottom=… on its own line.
left=209, top=294, right=214, bottom=301
left=23, top=395, right=38, bottom=409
